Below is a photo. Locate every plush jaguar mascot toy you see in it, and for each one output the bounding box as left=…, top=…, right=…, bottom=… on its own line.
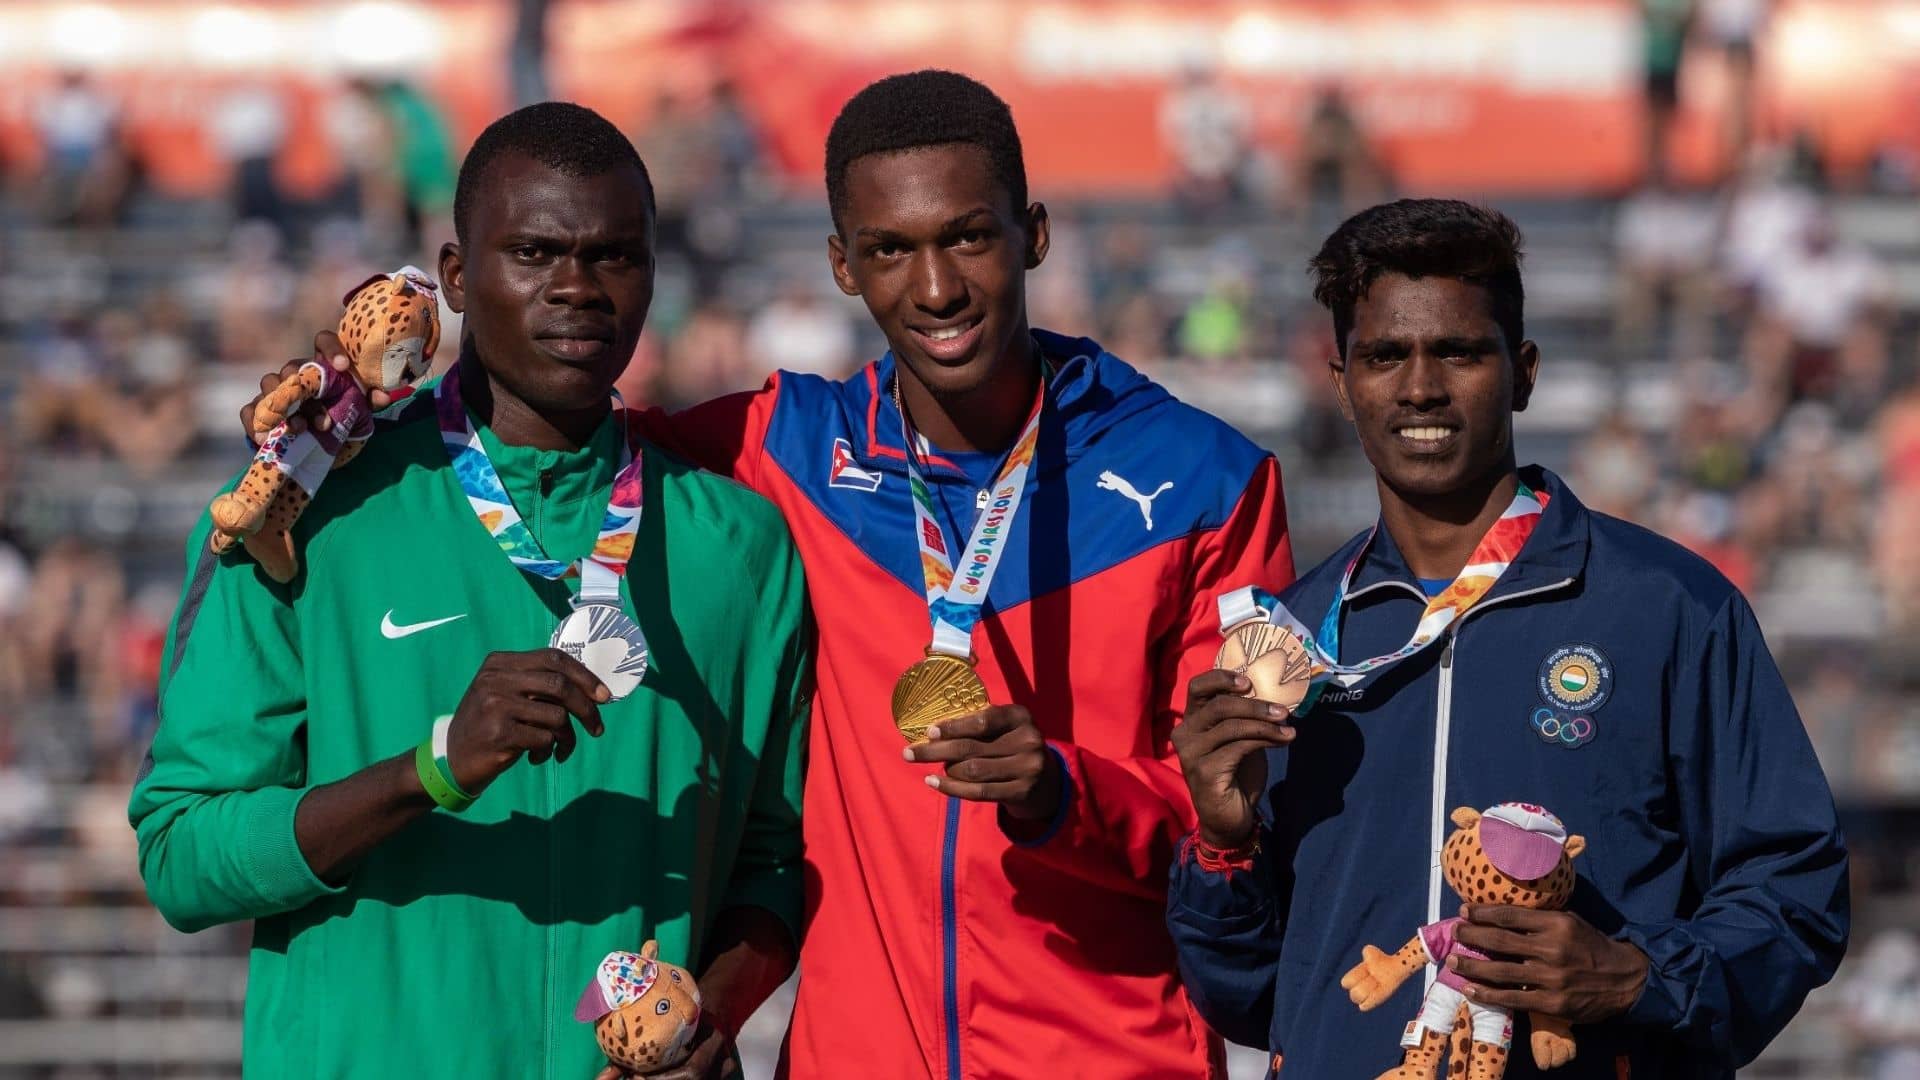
left=208, top=266, right=438, bottom=582
left=1341, top=803, right=1585, bottom=1080
left=575, top=940, right=703, bottom=1074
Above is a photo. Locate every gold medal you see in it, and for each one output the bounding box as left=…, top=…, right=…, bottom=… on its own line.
left=890, top=651, right=990, bottom=743
left=1216, top=621, right=1315, bottom=711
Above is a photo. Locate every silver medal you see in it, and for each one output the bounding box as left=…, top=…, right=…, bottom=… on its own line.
left=550, top=601, right=650, bottom=700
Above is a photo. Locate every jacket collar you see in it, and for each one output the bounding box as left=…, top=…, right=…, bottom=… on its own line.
left=850, top=329, right=1165, bottom=480
left=1343, top=466, right=1590, bottom=603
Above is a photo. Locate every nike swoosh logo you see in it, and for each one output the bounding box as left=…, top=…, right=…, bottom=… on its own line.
left=380, top=611, right=467, bottom=639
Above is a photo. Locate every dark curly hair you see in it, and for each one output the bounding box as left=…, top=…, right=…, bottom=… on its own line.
left=1309, top=199, right=1526, bottom=358
left=453, top=101, right=653, bottom=249
left=824, top=70, right=1027, bottom=234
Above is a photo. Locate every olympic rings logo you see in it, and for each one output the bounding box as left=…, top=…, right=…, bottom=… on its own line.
left=1531, top=707, right=1595, bottom=747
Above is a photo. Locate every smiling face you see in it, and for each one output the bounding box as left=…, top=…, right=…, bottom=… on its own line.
left=1330, top=273, right=1538, bottom=502
left=827, top=143, right=1047, bottom=401
left=439, top=153, right=655, bottom=415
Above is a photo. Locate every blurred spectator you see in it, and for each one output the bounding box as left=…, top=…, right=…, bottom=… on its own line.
left=1178, top=268, right=1252, bottom=364
left=745, top=283, right=855, bottom=380
left=1639, top=0, right=1692, bottom=182
left=209, top=83, right=291, bottom=232
left=1746, top=207, right=1890, bottom=424
left=1293, top=86, right=1389, bottom=222
left=1720, top=152, right=1819, bottom=296
left=1662, top=488, right=1757, bottom=593
left=327, top=82, right=407, bottom=243
left=511, top=0, right=552, bottom=108
left=1696, top=0, right=1769, bottom=177
left=94, top=300, right=199, bottom=479
left=32, top=70, right=134, bottom=227
left=1612, top=180, right=1717, bottom=357
left=1841, top=930, right=1920, bottom=1080
left=660, top=298, right=750, bottom=407
left=0, top=513, right=28, bottom=720
left=289, top=223, right=381, bottom=351
left=1572, top=412, right=1660, bottom=522
left=1876, top=384, right=1920, bottom=649
left=639, top=89, right=750, bottom=299
left=14, top=316, right=109, bottom=455
left=199, top=219, right=297, bottom=367
left=19, top=538, right=126, bottom=758
left=707, top=81, right=767, bottom=202
left=350, top=79, right=458, bottom=252
left=1159, top=64, right=1255, bottom=213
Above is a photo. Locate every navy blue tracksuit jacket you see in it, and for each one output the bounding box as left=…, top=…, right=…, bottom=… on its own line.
left=1167, top=467, right=1848, bottom=1078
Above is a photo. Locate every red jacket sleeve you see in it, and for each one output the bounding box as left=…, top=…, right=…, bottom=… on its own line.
left=630, top=375, right=782, bottom=492
left=1001, top=455, right=1295, bottom=898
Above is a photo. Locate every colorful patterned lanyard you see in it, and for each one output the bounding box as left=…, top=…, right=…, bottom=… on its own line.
left=434, top=372, right=642, bottom=602
left=1219, top=482, right=1550, bottom=689
left=899, top=375, right=1046, bottom=661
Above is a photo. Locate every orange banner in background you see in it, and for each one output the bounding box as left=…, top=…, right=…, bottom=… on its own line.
left=0, top=0, right=1915, bottom=200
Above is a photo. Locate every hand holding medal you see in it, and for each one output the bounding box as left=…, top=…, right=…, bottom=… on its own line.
left=1210, top=481, right=1552, bottom=712
left=887, top=371, right=1042, bottom=743
left=886, top=369, right=1066, bottom=820
left=438, top=373, right=653, bottom=704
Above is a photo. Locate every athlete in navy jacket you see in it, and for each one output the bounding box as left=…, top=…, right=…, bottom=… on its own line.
left=1166, top=200, right=1848, bottom=1078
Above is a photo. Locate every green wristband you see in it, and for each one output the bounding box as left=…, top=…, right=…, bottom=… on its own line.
left=415, top=716, right=475, bottom=812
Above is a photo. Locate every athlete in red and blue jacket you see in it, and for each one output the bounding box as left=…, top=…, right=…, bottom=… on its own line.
left=250, top=72, right=1292, bottom=1078
left=634, top=74, right=1293, bottom=1078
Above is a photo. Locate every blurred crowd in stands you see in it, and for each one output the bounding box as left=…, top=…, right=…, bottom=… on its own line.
left=2, top=2, right=1919, bottom=1074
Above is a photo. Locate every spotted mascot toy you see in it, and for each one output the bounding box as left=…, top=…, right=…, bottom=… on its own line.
left=575, top=941, right=703, bottom=1074
left=208, top=266, right=438, bottom=582
left=1341, top=803, right=1584, bottom=1080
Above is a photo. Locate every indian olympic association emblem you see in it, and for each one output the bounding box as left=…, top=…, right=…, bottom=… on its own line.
left=1531, top=643, right=1611, bottom=749
left=1537, top=643, right=1612, bottom=714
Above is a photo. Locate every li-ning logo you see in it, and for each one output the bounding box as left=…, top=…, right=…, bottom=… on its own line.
left=828, top=438, right=883, bottom=492
left=956, top=484, right=1016, bottom=594
left=1320, top=687, right=1366, bottom=706
left=1097, top=470, right=1174, bottom=530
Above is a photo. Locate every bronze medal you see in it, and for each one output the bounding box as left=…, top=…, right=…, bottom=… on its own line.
left=1215, top=621, right=1315, bottom=711
left=891, top=652, right=990, bottom=743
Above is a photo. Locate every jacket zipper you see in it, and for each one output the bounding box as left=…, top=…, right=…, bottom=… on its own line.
left=941, top=796, right=963, bottom=1079
left=535, top=468, right=555, bottom=549
left=1423, top=575, right=1576, bottom=986
left=545, top=714, right=558, bottom=1080
left=1424, top=629, right=1457, bottom=992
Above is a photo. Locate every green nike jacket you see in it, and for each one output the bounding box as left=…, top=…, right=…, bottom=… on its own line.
left=128, top=391, right=811, bottom=1079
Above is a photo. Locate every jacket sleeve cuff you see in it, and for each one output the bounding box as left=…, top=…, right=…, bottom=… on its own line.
left=999, top=744, right=1075, bottom=848
left=1615, top=919, right=1695, bottom=1030
left=1168, top=829, right=1277, bottom=933
left=245, top=786, right=346, bottom=910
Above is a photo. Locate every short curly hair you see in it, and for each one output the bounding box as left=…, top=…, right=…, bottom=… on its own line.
left=1309, top=199, right=1526, bottom=359
left=453, top=101, right=654, bottom=249
left=824, top=70, right=1028, bottom=234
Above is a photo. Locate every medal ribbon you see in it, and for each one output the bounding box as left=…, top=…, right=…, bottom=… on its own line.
left=435, top=373, right=643, bottom=604
left=1218, top=482, right=1550, bottom=689
left=900, top=375, right=1045, bottom=660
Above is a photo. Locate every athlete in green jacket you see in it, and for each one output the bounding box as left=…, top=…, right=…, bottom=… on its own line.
left=129, top=104, right=808, bottom=1079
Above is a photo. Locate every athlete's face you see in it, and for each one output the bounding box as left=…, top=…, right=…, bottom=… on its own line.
left=1331, top=273, right=1538, bottom=501
left=828, top=144, right=1048, bottom=399
left=441, top=154, right=654, bottom=413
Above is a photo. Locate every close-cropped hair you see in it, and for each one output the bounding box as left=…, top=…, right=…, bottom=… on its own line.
left=453, top=101, right=653, bottom=248
left=824, top=70, right=1028, bottom=233
left=1310, top=199, right=1526, bottom=358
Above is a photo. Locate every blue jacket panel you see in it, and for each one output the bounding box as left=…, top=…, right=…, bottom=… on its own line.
left=1167, top=467, right=1848, bottom=1078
